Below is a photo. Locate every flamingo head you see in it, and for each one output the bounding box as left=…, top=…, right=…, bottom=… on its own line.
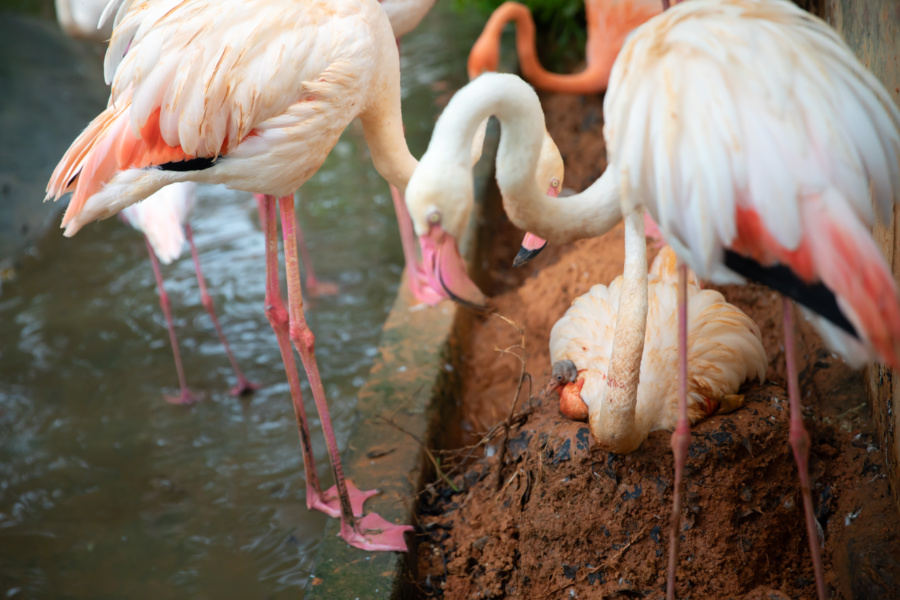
left=406, top=160, right=488, bottom=310
left=512, top=132, right=565, bottom=267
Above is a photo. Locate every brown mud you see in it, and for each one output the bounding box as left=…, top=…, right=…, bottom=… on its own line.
left=412, top=93, right=900, bottom=599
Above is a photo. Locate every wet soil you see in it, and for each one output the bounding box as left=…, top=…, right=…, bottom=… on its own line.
left=412, top=93, right=900, bottom=599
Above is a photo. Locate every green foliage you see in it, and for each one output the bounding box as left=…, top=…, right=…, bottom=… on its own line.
left=0, top=0, right=55, bottom=18
left=455, top=0, right=589, bottom=69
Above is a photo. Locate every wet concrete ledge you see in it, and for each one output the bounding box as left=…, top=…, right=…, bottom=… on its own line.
left=305, top=124, right=500, bottom=600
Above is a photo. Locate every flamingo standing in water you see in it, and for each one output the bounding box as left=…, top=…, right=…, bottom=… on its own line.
left=466, top=0, right=661, bottom=95
left=405, top=0, right=900, bottom=585
left=44, top=0, right=568, bottom=551
left=120, top=183, right=258, bottom=403
left=44, top=0, right=462, bottom=552
left=548, top=244, right=766, bottom=434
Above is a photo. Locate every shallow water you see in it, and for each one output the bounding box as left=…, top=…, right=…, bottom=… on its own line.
left=0, top=6, right=487, bottom=598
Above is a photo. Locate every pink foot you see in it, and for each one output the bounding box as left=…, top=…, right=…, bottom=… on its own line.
left=306, top=277, right=340, bottom=298
left=309, top=480, right=380, bottom=518
left=340, top=512, right=414, bottom=552
left=230, top=378, right=261, bottom=397
left=164, top=389, right=204, bottom=405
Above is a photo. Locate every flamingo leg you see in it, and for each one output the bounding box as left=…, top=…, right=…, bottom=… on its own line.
left=276, top=194, right=412, bottom=551
left=666, top=263, right=691, bottom=600
left=145, top=236, right=200, bottom=405
left=293, top=202, right=339, bottom=297
left=258, top=197, right=375, bottom=519
left=783, top=298, right=827, bottom=600
left=390, top=184, right=444, bottom=305
left=185, top=223, right=260, bottom=396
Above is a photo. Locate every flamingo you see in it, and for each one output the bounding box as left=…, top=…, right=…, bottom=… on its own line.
left=548, top=244, right=766, bottom=439
left=466, top=0, right=660, bottom=96
left=404, top=3, right=900, bottom=585
left=43, top=0, right=569, bottom=551
left=44, top=0, right=454, bottom=552
left=119, top=182, right=259, bottom=404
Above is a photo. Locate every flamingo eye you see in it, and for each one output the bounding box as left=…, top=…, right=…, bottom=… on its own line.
left=428, top=211, right=441, bottom=225
left=551, top=178, right=560, bottom=188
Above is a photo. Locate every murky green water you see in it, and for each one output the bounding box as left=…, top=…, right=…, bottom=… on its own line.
left=0, top=6, right=487, bottom=598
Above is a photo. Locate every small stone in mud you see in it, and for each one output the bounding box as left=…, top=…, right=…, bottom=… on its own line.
left=562, top=564, right=579, bottom=580
left=650, top=525, right=661, bottom=543
left=549, top=439, right=571, bottom=464
left=622, top=484, right=642, bottom=501
left=472, top=535, right=492, bottom=551
left=710, top=431, right=733, bottom=445
left=507, top=430, right=531, bottom=461
left=575, top=427, right=590, bottom=453
left=587, top=568, right=606, bottom=585
left=740, top=485, right=753, bottom=502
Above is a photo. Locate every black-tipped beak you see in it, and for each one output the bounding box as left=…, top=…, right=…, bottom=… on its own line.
left=512, top=232, right=548, bottom=268
left=513, top=244, right=546, bottom=267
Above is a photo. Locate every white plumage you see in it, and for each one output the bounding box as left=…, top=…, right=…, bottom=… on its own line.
left=120, top=182, right=196, bottom=264
left=550, top=246, right=767, bottom=434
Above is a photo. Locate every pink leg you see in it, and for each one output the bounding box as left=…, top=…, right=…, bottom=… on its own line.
left=294, top=207, right=339, bottom=297
left=783, top=298, right=827, bottom=600
left=257, top=196, right=376, bottom=519
left=666, top=263, right=690, bottom=600
left=185, top=223, right=260, bottom=396
left=278, top=194, right=412, bottom=552
left=390, top=184, right=444, bottom=305
left=145, top=236, right=200, bottom=405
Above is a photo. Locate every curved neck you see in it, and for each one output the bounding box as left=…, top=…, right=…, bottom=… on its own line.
left=589, top=207, right=649, bottom=453
left=468, top=2, right=611, bottom=95
left=359, top=27, right=418, bottom=194
left=423, top=74, right=621, bottom=243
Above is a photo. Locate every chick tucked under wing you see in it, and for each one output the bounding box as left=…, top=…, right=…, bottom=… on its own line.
left=550, top=247, right=767, bottom=437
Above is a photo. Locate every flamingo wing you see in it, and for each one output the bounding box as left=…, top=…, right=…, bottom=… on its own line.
left=605, top=0, right=900, bottom=367
left=121, top=182, right=197, bottom=264
left=47, top=0, right=383, bottom=233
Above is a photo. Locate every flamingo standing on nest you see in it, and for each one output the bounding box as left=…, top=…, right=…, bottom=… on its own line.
left=44, top=0, right=570, bottom=550
left=405, top=0, right=900, bottom=587
left=467, top=0, right=661, bottom=95
left=548, top=245, right=766, bottom=436
left=120, top=183, right=259, bottom=404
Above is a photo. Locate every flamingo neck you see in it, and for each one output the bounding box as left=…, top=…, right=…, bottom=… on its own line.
left=359, top=29, right=418, bottom=194
left=468, top=1, right=616, bottom=95
left=589, top=208, right=649, bottom=453
left=423, top=73, right=621, bottom=243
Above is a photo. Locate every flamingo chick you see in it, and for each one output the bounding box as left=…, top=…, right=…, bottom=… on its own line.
left=121, top=182, right=259, bottom=403
left=548, top=246, right=766, bottom=439
left=467, top=0, right=661, bottom=95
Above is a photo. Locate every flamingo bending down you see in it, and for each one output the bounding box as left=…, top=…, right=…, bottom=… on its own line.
left=549, top=244, right=766, bottom=440
left=44, top=0, right=461, bottom=552
left=467, top=0, right=660, bottom=95
left=405, top=21, right=900, bottom=591
left=120, top=182, right=258, bottom=404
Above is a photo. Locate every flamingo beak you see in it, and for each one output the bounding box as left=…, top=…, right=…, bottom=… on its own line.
left=419, top=224, right=488, bottom=311
left=512, top=182, right=560, bottom=267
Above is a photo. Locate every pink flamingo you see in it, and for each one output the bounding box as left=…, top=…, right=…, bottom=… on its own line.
left=45, top=0, right=493, bottom=551
left=405, top=0, right=900, bottom=587
left=120, top=182, right=259, bottom=403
